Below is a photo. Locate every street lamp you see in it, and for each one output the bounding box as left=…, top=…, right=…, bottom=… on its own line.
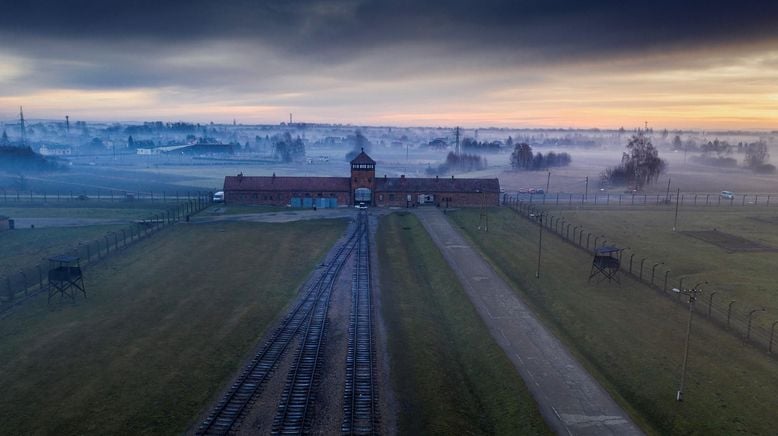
left=672, top=285, right=704, bottom=402
left=746, top=307, right=766, bottom=341
left=536, top=211, right=544, bottom=279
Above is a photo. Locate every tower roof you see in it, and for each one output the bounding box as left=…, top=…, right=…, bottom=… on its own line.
left=350, top=148, right=375, bottom=165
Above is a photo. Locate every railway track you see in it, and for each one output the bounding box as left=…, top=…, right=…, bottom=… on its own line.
left=341, top=215, right=379, bottom=435
left=272, top=212, right=369, bottom=434
left=197, top=216, right=363, bottom=435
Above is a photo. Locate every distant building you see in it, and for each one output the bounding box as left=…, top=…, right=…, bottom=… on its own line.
left=223, top=150, right=499, bottom=208
left=39, top=144, right=73, bottom=156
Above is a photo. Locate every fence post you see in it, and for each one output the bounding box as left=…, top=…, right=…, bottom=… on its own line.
left=20, top=270, right=28, bottom=295
left=38, top=264, right=44, bottom=291
left=727, top=300, right=736, bottom=329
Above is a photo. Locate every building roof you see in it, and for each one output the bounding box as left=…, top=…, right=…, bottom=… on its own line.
left=350, top=149, right=375, bottom=165
left=376, top=176, right=500, bottom=193
left=224, top=175, right=351, bottom=192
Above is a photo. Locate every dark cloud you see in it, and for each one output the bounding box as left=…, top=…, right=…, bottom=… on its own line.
left=1, top=0, right=777, bottom=62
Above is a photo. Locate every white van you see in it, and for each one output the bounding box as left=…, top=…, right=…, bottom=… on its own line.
left=213, top=191, right=225, bottom=203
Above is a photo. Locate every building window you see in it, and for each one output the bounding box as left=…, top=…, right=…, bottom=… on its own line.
left=379, top=194, right=384, bottom=200
left=389, top=194, right=395, bottom=201
left=368, top=178, right=371, bottom=183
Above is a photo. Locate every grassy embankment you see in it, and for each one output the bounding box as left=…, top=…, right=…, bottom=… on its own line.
left=0, top=219, right=345, bottom=434
left=378, top=212, right=550, bottom=435
left=449, top=208, right=778, bottom=435
left=539, top=205, right=778, bottom=328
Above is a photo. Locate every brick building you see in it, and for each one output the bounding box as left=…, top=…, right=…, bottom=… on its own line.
left=223, top=150, right=499, bottom=208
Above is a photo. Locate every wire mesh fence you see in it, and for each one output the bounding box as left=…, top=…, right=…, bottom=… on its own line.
left=505, top=197, right=778, bottom=357
left=503, top=192, right=778, bottom=208
left=0, top=193, right=211, bottom=317
left=0, top=189, right=208, bottom=204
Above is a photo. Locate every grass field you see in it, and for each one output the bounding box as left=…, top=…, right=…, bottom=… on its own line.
left=0, top=201, right=169, bottom=279
left=377, top=212, right=550, bottom=435
left=203, top=204, right=290, bottom=215
left=0, top=219, right=346, bottom=434
left=0, top=224, right=128, bottom=279
left=0, top=202, right=166, bottom=219
left=449, top=208, right=778, bottom=434
left=539, top=205, right=778, bottom=329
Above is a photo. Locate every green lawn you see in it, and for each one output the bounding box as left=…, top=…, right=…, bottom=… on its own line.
left=0, top=201, right=167, bottom=219
left=0, top=219, right=346, bottom=434
left=537, top=205, right=778, bottom=329
left=449, top=208, right=778, bottom=435
left=203, top=204, right=289, bottom=215
left=0, top=224, right=128, bottom=278
left=378, top=212, right=550, bottom=435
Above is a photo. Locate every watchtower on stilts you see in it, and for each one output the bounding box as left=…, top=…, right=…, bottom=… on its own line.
left=589, top=246, right=620, bottom=283
left=47, top=255, right=86, bottom=303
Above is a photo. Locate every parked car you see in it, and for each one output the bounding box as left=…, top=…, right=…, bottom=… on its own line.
left=720, top=190, right=734, bottom=200
left=212, top=191, right=224, bottom=203
left=355, top=202, right=367, bottom=209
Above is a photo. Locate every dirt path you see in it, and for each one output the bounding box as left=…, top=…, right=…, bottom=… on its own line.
left=414, top=207, right=643, bottom=436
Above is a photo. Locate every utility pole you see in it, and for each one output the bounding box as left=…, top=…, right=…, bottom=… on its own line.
left=536, top=212, right=544, bottom=278
left=665, top=177, right=671, bottom=202
left=673, top=188, right=681, bottom=231
left=65, top=115, right=70, bottom=133
left=455, top=126, right=461, bottom=155
left=19, top=106, right=26, bottom=146
left=673, top=285, right=704, bottom=402
left=584, top=176, right=589, bottom=202
left=546, top=171, right=551, bottom=193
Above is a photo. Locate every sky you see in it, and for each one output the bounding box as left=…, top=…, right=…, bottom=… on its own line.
left=0, top=0, right=777, bottom=130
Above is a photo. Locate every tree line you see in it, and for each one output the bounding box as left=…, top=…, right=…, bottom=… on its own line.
left=510, top=143, right=572, bottom=170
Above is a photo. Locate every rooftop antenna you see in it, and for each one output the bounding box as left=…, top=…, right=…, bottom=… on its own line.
left=65, top=115, right=70, bottom=133
left=19, top=106, right=26, bottom=146
left=289, top=113, right=293, bottom=125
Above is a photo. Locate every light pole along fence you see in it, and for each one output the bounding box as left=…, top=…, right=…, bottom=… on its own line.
left=505, top=195, right=777, bottom=357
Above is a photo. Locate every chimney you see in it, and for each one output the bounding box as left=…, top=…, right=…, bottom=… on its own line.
left=451, top=175, right=454, bottom=180
left=436, top=175, right=439, bottom=181
left=400, top=174, right=405, bottom=179
left=384, top=174, right=387, bottom=179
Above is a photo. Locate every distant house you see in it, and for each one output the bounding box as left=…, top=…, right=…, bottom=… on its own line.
left=0, top=215, right=9, bottom=231
left=428, top=138, right=449, bottom=149
left=223, top=150, right=499, bottom=208
left=39, top=144, right=73, bottom=156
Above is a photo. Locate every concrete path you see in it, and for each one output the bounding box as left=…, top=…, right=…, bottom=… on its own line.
left=415, top=208, right=643, bottom=436
left=10, top=217, right=129, bottom=228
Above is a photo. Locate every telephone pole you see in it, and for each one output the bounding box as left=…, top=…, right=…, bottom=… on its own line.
left=19, top=106, right=26, bottom=146
left=455, top=126, right=461, bottom=155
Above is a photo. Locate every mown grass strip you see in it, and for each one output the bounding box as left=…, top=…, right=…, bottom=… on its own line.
left=0, top=219, right=345, bottom=434
left=450, top=208, right=778, bottom=435
left=378, top=212, right=550, bottom=435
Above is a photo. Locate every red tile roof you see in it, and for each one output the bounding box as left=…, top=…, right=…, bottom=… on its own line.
left=224, top=175, right=351, bottom=192
left=375, top=177, right=499, bottom=193
left=350, top=150, right=375, bottom=165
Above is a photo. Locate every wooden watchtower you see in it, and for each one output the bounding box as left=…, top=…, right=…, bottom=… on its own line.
left=589, top=246, right=621, bottom=283
left=48, top=255, right=86, bottom=303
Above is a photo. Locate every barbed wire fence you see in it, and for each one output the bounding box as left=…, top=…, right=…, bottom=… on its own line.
left=0, top=192, right=212, bottom=318
left=503, top=195, right=778, bottom=357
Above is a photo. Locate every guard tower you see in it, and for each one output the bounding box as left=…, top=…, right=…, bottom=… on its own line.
left=589, top=246, right=620, bottom=283
left=350, top=148, right=376, bottom=206
left=48, top=255, right=86, bottom=303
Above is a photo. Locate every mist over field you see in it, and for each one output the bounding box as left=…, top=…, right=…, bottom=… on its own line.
left=1, top=119, right=776, bottom=197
